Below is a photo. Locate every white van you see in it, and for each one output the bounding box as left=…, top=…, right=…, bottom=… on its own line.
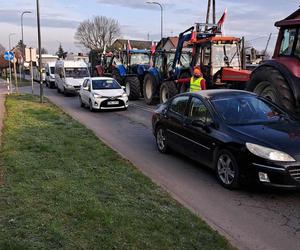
left=45, top=61, right=56, bottom=88
left=55, top=60, right=90, bottom=95
left=33, top=54, right=58, bottom=83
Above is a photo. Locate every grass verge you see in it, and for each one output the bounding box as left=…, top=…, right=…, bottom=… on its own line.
left=0, top=94, right=233, bottom=250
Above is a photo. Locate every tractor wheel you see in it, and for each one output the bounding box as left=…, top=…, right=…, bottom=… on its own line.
left=125, top=76, right=141, bottom=100
left=160, top=81, right=178, bottom=103
left=247, top=66, right=295, bottom=112
left=143, top=74, right=158, bottom=105
left=112, top=68, right=123, bottom=85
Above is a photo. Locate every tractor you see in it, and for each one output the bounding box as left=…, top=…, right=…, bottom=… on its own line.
left=143, top=49, right=192, bottom=105
left=159, top=24, right=251, bottom=103
left=247, top=9, right=300, bottom=114
left=97, top=49, right=151, bottom=100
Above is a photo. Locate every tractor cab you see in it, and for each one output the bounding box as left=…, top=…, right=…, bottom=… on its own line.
left=121, top=50, right=151, bottom=75
left=152, top=50, right=191, bottom=79
left=189, top=23, right=250, bottom=89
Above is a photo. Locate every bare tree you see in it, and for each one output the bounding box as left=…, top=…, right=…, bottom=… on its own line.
left=74, top=16, right=121, bottom=50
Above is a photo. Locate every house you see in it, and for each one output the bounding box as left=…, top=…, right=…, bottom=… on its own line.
left=110, top=39, right=153, bottom=51
left=156, top=37, right=180, bottom=50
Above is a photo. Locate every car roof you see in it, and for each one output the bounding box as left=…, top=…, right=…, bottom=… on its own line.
left=191, top=89, right=257, bottom=100
left=89, top=77, right=115, bottom=81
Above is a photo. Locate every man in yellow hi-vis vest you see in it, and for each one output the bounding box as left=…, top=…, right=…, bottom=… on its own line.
left=190, top=67, right=206, bottom=92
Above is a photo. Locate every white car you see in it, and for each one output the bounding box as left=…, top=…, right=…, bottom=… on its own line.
left=79, top=77, right=129, bottom=111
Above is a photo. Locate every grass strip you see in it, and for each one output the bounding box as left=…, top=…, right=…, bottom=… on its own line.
left=0, top=94, right=233, bottom=250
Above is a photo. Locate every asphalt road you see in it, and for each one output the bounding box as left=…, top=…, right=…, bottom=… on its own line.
left=20, top=84, right=300, bottom=250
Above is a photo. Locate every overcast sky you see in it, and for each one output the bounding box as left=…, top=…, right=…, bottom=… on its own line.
left=0, top=0, right=298, bottom=54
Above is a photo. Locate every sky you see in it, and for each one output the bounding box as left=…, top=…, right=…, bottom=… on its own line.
left=0, top=0, right=299, bottom=54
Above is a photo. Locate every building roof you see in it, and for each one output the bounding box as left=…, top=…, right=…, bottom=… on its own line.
left=112, top=39, right=152, bottom=50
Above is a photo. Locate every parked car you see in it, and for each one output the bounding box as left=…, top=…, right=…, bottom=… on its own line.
left=79, top=77, right=129, bottom=111
left=45, top=61, right=56, bottom=88
left=152, top=89, right=300, bottom=189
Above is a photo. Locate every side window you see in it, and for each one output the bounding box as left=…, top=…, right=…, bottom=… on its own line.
left=280, top=28, right=297, bottom=56
left=294, top=29, right=300, bottom=57
left=170, top=96, right=189, bottom=116
left=155, top=55, right=163, bottom=71
left=189, top=97, right=212, bottom=123
left=87, top=81, right=91, bottom=91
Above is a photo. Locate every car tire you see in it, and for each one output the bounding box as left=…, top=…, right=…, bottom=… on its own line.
left=79, top=96, right=85, bottom=108
left=215, top=149, right=240, bottom=189
left=89, top=100, right=94, bottom=112
left=156, top=126, right=169, bottom=154
left=63, top=87, right=68, bottom=96
left=160, top=81, right=178, bottom=103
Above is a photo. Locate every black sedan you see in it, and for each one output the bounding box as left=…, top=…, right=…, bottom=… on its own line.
left=152, top=89, right=300, bottom=189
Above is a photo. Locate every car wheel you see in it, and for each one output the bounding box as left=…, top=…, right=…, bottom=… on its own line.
left=63, top=87, right=68, bottom=96
left=156, top=126, right=169, bottom=153
left=79, top=96, right=85, bottom=108
left=89, top=100, right=94, bottom=112
left=215, top=150, right=240, bottom=189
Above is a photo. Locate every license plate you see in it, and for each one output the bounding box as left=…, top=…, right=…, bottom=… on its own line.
left=107, top=101, right=119, bottom=105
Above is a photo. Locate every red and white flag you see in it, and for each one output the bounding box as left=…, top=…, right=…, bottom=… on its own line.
left=151, top=41, right=156, bottom=54
left=217, top=8, right=227, bottom=28
left=127, top=40, right=132, bottom=51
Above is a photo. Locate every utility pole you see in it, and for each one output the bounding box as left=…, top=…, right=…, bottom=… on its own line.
left=8, top=33, right=16, bottom=94
left=36, top=0, right=43, bottom=103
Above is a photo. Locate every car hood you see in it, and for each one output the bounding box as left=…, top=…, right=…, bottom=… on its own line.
left=66, top=78, right=85, bottom=86
left=93, top=89, right=124, bottom=97
left=229, top=121, right=300, bottom=158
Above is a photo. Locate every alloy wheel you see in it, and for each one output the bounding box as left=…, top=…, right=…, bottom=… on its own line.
left=156, top=127, right=168, bottom=153
left=217, top=154, right=236, bottom=185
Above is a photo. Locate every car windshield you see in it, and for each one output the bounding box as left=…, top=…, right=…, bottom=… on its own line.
left=92, top=79, right=121, bottom=90
left=130, top=53, right=150, bottom=65
left=65, top=68, right=89, bottom=78
left=212, top=43, right=240, bottom=68
left=211, top=95, right=291, bottom=125
left=50, top=67, right=55, bottom=74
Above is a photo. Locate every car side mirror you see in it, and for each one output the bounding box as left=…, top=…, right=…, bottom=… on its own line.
left=46, top=72, right=50, bottom=76
left=122, top=86, right=126, bottom=90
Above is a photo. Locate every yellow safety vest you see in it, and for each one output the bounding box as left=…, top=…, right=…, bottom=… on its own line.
left=190, top=76, right=203, bottom=92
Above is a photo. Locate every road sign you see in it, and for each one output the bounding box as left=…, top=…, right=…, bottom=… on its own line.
left=4, top=51, right=14, bottom=61
left=25, top=48, right=36, bottom=62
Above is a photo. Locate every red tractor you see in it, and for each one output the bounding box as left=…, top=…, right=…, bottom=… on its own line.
left=160, top=24, right=251, bottom=103
left=247, top=9, right=300, bottom=114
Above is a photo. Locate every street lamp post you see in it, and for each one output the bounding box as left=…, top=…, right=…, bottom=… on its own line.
left=147, top=1, right=163, bottom=39
left=8, top=33, right=16, bottom=93
left=21, top=11, right=32, bottom=81
left=36, top=0, right=43, bottom=103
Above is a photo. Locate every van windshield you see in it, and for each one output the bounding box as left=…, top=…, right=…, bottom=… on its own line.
left=65, top=68, right=89, bottom=78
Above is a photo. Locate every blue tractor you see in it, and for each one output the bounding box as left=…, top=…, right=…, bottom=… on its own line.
left=142, top=27, right=195, bottom=105
left=110, top=50, right=151, bottom=100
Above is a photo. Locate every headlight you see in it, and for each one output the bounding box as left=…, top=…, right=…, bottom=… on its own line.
left=122, top=92, right=128, bottom=97
left=246, top=143, right=295, bottom=162
left=93, top=93, right=102, bottom=98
